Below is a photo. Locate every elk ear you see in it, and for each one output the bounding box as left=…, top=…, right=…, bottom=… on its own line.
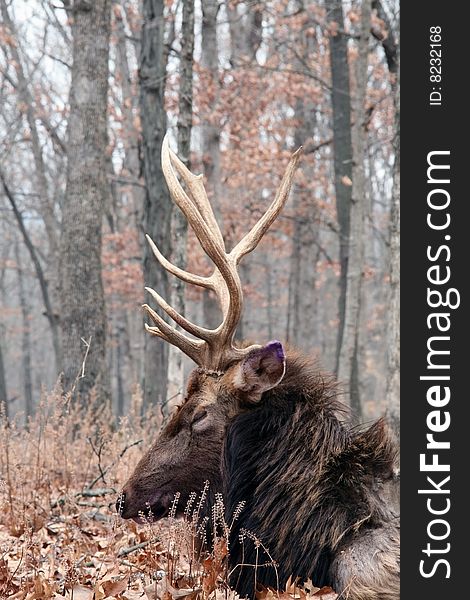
left=232, top=341, right=286, bottom=400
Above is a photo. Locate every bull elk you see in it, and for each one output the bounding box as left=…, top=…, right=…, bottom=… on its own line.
left=117, top=135, right=400, bottom=600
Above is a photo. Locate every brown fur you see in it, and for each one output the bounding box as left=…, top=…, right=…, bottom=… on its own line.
left=118, top=348, right=399, bottom=599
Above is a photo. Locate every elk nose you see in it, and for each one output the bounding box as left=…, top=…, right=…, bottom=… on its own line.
left=116, top=491, right=126, bottom=516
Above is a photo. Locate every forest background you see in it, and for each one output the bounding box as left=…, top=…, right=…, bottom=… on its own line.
left=0, top=0, right=399, bottom=596
left=0, top=0, right=399, bottom=428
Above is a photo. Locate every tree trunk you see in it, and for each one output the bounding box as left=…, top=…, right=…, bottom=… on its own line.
left=386, top=54, right=400, bottom=437
left=287, top=201, right=302, bottom=346
left=287, top=7, right=320, bottom=351
left=200, top=0, right=223, bottom=331
left=325, top=0, right=353, bottom=374
left=227, top=2, right=263, bottom=63
left=225, top=1, right=263, bottom=342
left=337, top=0, right=372, bottom=420
left=201, top=0, right=221, bottom=195
left=167, top=0, right=195, bottom=415
left=0, top=246, right=8, bottom=418
left=265, top=257, right=274, bottom=341
left=140, top=0, right=171, bottom=410
left=14, top=242, right=33, bottom=421
left=114, top=2, right=146, bottom=410
left=288, top=84, right=319, bottom=350
left=0, top=338, right=7, bottom=419
left=60, top=0, right=111, bottom=403
left=115, top=2, right=146, bottom=228
left=116, top=321, right=126, bottom=416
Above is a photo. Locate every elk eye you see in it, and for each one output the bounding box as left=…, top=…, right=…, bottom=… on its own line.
left=192, top=410, right=207, bottom=425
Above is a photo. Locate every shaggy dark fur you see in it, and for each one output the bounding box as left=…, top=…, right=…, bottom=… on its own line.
left=223, top=353, right=399, bottom=598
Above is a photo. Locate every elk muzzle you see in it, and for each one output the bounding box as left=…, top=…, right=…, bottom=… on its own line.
left=116, top=486, right=175, bottom=522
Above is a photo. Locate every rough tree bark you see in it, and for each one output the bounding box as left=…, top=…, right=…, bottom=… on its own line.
left=0, top=249, right=8, bottom=418
left=113, top=2, right=146, bottom=413
left=265, top=256, right=274, bottom=340
left=0, top=339, right=7, bottom=418
left=385, top=22, right=400, bottom=437
left=325, top=0, right=353, bottom=374
left=60, top=0, right=111, bottom=402
left=167, top=0, right=195, bottom=415
left=287, top=9, right=319, bottom=351
left=140, top=0, right=171, bottom=410
left=226, top=1, right=263, bottom=63
left=14, top=242, right=33, bottom=421
left=115, top=322, right=126, bottom=416
left=115, top=0, right=146, bottom=231
left=337, top=0, right=372, bottom=419
left=226, top=1, right=263, bottom=340
left=287, top=117, right=320, bottom=349
left=201, top=0, right=223, bottom=331
left=386, top=87, right=399, bottom=437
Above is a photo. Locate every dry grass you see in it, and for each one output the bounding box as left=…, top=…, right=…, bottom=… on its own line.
left=0, top=384, right=157, bottom=598
left=0, top=387, right=337, bottom=600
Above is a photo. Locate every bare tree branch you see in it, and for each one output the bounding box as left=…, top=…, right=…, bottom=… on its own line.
left=0, top=170, right=61, bottom=357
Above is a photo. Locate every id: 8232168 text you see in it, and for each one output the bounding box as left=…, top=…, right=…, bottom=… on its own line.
left=429, top=26, right=442, bottom=106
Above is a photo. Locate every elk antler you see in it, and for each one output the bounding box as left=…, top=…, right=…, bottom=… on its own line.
left=143, top=133, right=302, bottom=372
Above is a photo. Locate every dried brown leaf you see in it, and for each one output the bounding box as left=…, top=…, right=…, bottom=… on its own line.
left=167, top=583, right=201, bottom=600
left=312, top=586, right=337, bottom=599
left=70, top=585, right=94, bottom=600
left=101, top=574, right=130, bottom=598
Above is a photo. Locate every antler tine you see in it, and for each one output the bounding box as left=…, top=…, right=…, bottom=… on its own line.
left=168, top=146, right=225, bottom=251
left=143, top=304, right=204, bottom=363
left=162, top=135, right=225, bottom=264
left=145, top=286, right=213, bottom=341
left=146, top=234, right=213, bottom=291
left=230, top=147, right=302, bottom=263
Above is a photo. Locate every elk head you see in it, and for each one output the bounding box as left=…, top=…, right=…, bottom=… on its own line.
left=117, top=134, right=301, bottom=521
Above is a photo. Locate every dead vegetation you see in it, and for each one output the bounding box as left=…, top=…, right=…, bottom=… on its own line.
left=0, top=389, right=337, bottom=600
